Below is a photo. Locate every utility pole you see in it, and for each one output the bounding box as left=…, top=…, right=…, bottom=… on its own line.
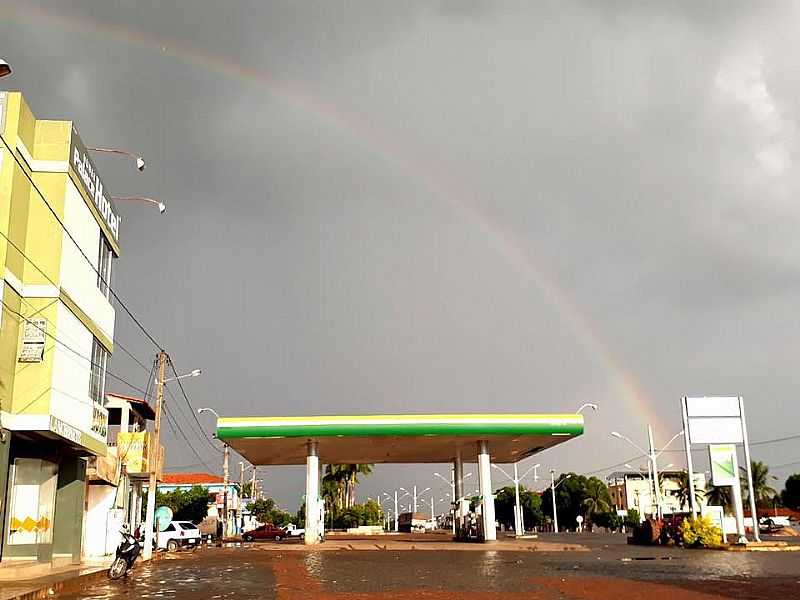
left=513, top=462, right=522, bottom=536
left=251, top=466, right=256, bottom=501
left=239, top=462, right=245, bottom=533
left=550, top=469, right=559, bottom=533
left=222, top=443, right=230, bottom=538
left=648, top=425, right=663, bottom=518
left=394, top=490, right=399, bottom=532
left=413, top=485, right=417, bottom=513
left=143, top=351, right=166, bottom=560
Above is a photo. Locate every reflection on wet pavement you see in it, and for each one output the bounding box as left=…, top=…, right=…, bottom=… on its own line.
left=54, top=535, right=800, bottom=600
left=60, top=553, right=276, bottom=600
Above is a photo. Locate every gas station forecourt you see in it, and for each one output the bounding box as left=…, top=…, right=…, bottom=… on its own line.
left=215, top=413, right=584, bottom=544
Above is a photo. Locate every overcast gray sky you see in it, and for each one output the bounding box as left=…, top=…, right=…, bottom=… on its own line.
left=2, top=0, right=799, bottom=508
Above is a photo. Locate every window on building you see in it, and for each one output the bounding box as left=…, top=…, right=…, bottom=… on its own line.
left=97, top=237, right=113, bottom=298
left=89, top=338, right=108, bottom=405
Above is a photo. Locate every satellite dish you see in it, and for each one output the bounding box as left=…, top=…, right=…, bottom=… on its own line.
left=155, top=506, right=173, bottom=531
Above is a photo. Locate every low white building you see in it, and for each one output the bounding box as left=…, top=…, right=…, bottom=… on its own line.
left=607, top=469, right=707, bottom=517
left=83, top=394, right=158, bottom=558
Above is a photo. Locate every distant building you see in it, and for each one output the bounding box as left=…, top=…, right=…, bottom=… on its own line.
left=606, top=470, right=707, bottom=516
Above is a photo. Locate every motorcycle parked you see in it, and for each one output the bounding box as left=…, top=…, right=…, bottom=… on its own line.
left=108, top=528, right=141, bottom=580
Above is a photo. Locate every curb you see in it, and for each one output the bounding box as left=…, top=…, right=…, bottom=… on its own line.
left=7, top=567, right=108, bottom=600
left=6, top=552, right=166, bottom=600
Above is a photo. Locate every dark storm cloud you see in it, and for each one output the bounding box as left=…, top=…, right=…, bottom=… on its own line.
left=2, top=0, right=799, bottom=505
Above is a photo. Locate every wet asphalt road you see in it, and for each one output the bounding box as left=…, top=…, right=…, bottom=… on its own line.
left=57, top=533, right=800, bottom=599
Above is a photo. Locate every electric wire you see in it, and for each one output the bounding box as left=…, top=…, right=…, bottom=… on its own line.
left=0, top=228, right=153, bottom=376
left=0, top=135, right=163, bottom=350
left=163, top=402, right=215, bottom=472
left=0, top=298, right=150, bottom=397
left=167, top=356, right=223, bottom=455
left=163, top=385, right=222, bottom=456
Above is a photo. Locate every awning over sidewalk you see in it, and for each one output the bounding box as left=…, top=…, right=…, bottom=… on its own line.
left=217, top=413, right=583, bottom=465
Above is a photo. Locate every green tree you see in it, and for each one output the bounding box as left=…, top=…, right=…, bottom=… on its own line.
left=741, top=461, right=777, bottom=506
left=582, top=478, right=612, bottom=526
left=155, top=486, right=212, bottom=523
left=247, top=497, right=296, bottom=527
left=623, top=508, right=640, bottom=529
left=593, top=511, right=623, bottom=531
left=781, top=474, right=800, bottom=510
left=247, top=498, right=276, bottom=523
left=673, top=471, right=705, bottom=510
left=706, top=486, right=732, bottom=513
left=493, top=486, right=520, bottom=530
left=329, top=501, right=383, bottom=529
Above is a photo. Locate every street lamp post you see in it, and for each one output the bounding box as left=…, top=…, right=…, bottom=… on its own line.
left=611, top=428, right=684, bottom=518
left=492, top=462, right=540, bottom=536
left=434, top=470, right=471, bottom=534
left=549, top=470, right=571, bottom=533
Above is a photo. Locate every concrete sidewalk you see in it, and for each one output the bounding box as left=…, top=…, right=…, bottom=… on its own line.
left=0, top=562, right=110, bottom=600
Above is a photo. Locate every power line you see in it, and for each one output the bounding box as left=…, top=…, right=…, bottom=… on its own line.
left=0, top=135, right=163, bottom=350
left=167, top=356, right=223, bottom=455
left=0, top=228, right=153, bottom=376
left=752, top=433, right=800, bottom=447
left=0, top=299, right=151, bottom=398
left=162, top=402, right=215, bottom=472
left=770, top=459, right=800, bottom=471
left=164, top=385, right=223, bottom=456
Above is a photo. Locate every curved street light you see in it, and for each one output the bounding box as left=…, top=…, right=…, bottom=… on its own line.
left=112, top=195, right=166, bottom=214
left=0, top=59, right=11, bottom=78
left=549, top=470, right=572, bottom=533
left=165, top=368, right=202, bottom=383
left=88, top=146, right=146, bottom=171
left=575, top=403, right=598, bottom=414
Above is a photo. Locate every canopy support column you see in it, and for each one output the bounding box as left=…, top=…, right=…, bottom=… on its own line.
left=477, top=440, right=496, bottom=542
left=453, top=453, right=465, bottom=538
left=304, top=440, right=321, bottom=545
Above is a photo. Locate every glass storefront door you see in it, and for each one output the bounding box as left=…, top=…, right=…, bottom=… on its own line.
left=5, top=458, right=58, bottom=555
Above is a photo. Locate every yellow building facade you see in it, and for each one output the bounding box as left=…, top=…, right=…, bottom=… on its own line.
left=0, top=91, right=119, bottom=564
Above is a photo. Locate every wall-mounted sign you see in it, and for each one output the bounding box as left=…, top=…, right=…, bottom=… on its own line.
left=117, top=431, right=148, bottom=473
left=70, top=126, right=121, bottom=242
left=50, top=416, right=82, bottom=445
left=18, top=318, right=46, bottom=362
left=709, top=444, right=738, bottom=487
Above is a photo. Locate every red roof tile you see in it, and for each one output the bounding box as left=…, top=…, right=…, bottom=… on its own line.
left=161, top=472, right=224, bottom=485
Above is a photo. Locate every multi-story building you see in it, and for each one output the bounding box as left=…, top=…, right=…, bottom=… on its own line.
left=607, top=469, right=708, bottom=517
left=0, top=91, right=120, bottom=564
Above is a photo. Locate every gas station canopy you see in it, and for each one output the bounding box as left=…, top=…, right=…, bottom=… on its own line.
left=217, top=413, right=583, bottom=465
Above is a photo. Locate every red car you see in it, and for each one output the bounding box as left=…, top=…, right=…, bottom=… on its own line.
left=242, top=524, right=287, bottom=542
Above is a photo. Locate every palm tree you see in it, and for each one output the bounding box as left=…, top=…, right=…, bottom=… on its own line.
left=582, top=478, right=611, bottom=525
left=740, top=461, right=777, bottom=506
left=322, top=465, right=349, bottom=511
left=673, top=471, right=705, bottom=510
left=706, top=485, right=732, bottom=513
left=342, top=464, right=373, bottom=508
left=322, top=464, right=374, bottom=511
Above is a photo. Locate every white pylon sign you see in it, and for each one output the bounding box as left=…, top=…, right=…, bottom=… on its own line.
left=680, top=396, right=759, bottom=543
